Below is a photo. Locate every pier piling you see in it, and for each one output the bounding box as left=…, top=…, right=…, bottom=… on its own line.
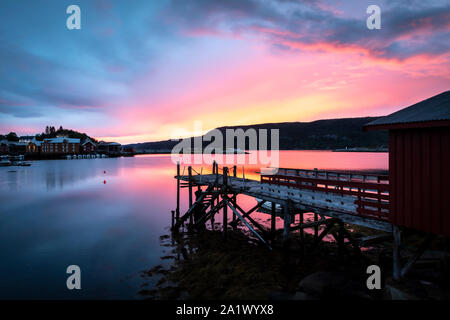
left=223, top=167, right=229, bottom=239
left=188, top=166, right=193, bottom=226
left=176, top=162, right=180, bottom=223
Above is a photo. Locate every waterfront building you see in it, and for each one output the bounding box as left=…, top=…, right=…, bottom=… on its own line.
left=41, top=137, right=80, bottom=154
left=81, top=139, right=97, bottom=154
left=26, top=138, right=42, bottom=153
left=97, top=141, right=121, bottom=154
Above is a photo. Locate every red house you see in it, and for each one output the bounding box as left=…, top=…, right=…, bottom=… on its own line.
left=81, top=139, right=97, bottom=154
left=365, top=90, right=450, bottom=237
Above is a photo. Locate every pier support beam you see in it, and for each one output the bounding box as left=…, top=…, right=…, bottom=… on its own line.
left=299, top=212, right=304, bottom=255
left=314, top=212, right=318, bottom=240
left=176, top=162, right=180, bottom=222
left=400, top=234, right=434, bottom=278
left=188, top=166, right=193, bottom=225
left=271, top=202, right=276, bottom=235
left=283, top=205, right=290, bottom=241
left=223, top=167, right=229, bottom=239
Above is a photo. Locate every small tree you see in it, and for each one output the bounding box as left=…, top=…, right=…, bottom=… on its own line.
left=6, top=132, right=19, bottom=142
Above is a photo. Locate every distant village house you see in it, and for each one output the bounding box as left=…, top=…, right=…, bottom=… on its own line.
left=81, top=139, right=97, bottom=154
left=41, top=137, right=80, bottom=154
left=98, top=141, right=121, bottom=154
left=26, top=138, right=42, bottom=153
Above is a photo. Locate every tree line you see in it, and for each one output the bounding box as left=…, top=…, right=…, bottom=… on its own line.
left=1, top=126, right=97, bottom=143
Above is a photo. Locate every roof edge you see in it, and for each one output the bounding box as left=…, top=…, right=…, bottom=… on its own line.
left=364, top=119, right=450, bottom=131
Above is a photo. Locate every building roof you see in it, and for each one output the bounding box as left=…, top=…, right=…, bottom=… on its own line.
left=44, top=137, right=80, bottom=144
left=29, top=138, right=42, bottom=146
left=1, top=140, right=28, bottom=146
left=365, top=91, right=450, bottom=130
left=82, top=140, right=96, bottom=146
left=99, top=141, right=121, bottom=146
left=19, top=135, right=35, bottom=141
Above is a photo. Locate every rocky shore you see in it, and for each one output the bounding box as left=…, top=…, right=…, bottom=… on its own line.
left=138, top=227, right=450, bottom=300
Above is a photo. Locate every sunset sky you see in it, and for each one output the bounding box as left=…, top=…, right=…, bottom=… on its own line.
left=1, top=0, right=449, bottom=144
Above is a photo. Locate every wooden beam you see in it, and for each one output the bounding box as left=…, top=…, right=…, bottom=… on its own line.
left=299, top=211, right=304, bottom=255
left=230, top=198, right=268, bottom=235
left=401, top=234, right=434, bottom=278
left=224, top=199, right=272, bottom=250
left=188, top=166, right=193, bottom=225
left=176, top=162, right=180, bottom=221
left=223, top=167, right=228, bottom=238
left=314, top=219, right=337, bottom=246
left=173, top=184, right=214, bottom=230
left=314, top=212, right=318, bottom=240
left=340, top=226, right=362, bottom=256
left=230, top=200, right=266, bottom=228
left=271, top=202, right=276, bottom=234
left=283, top=205, right=290, bottom=241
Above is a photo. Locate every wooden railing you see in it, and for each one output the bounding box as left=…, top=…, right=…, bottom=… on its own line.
left=261, top=168, right=390, bottom=221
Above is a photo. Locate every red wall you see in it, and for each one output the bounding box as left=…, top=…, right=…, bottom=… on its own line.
left=389, top=126, right=450, bottom=236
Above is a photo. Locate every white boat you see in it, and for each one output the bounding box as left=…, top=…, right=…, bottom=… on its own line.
left=0, top=159, right=12, bottom=167
left=13, top=161, right=31, bottom=167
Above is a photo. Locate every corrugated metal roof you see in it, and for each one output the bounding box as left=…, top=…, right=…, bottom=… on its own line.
left=365, top=91, right=450, bottom=127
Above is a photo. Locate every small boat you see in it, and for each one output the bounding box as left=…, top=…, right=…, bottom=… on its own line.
left=0, top=159, right=12, bottom=167
left=12, top=161, right=31, bottom=167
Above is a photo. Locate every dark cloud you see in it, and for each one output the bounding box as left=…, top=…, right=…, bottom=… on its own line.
left=163, top=0, right=450, bottom=60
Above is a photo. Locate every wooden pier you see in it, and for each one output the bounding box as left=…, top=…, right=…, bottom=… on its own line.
left=173, top=162, right=393, bottom=254
left=172, top=160, right=449, bottom=280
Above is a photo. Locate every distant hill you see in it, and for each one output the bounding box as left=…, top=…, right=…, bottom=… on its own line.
left=125, top=117, right=388, bottom=152
left=36, top=126, right=97, bottom=142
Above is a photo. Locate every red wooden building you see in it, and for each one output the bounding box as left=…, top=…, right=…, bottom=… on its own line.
left=81, top=139, right=97, bottom=154
left=365, top=90, right=450, bottom=237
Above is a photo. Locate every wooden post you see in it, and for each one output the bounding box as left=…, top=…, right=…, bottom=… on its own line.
left=401, top=234, right=434, bottom=278
left=232, top=166, right=237, bottom=224
left=171, top=210, right=175, bottom=228
left=300, top=211, right=304, bottom=254
left=283, top=205, right=290, bottom=241
left=211, top=161, right=217, bottom=229
left=314, top=212, right=318, bottom=240
left=188, top=166, right=193, bottom=225
left=393, top=225, right=401, bottom=280
left=176, top=162, right=180, bottom=222
left=337, top=221, right=345, bottom=257
left=271, top=202, right=276, bottom=234
left=223, top=167, right=228, bottom=238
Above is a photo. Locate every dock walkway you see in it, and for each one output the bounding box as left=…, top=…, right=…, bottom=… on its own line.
left=175, top=167, right=392, bottom=233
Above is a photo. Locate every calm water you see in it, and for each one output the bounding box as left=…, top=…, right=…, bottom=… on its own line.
left=0, top=151, right=387, bottom=299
